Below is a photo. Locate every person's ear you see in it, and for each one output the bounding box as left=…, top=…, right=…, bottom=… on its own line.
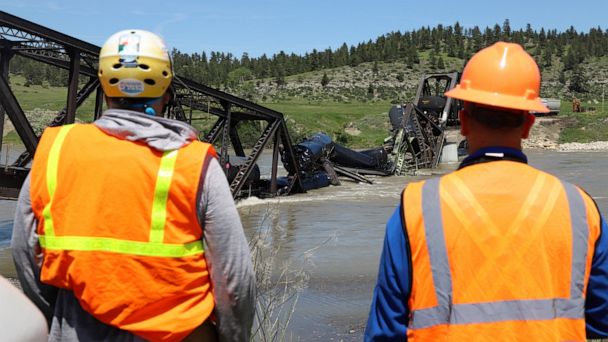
left=459, top=109, right=469, bottom=136
left=522, top=112, right=536, bottom=139
left=162, top=90, right=172, bottom=106
left=158, top=89, right=173, bottom=116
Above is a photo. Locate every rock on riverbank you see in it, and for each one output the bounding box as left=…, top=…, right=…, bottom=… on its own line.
left=523, top=117, right=561, bottom=150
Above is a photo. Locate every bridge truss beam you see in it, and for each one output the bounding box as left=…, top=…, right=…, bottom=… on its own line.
left=0, top=11, right=303, bottom=199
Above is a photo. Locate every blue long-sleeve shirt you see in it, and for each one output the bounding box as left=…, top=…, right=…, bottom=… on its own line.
left=365, top=147, right=608, bottom=341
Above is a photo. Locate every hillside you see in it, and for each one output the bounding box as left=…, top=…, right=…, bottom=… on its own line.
left=227, top=51, right=608, bottom=104
left=250, top=55, right=608, bottom=147
left=4, top=53, right=608, bottom=150
left=5, top=19, right=608, bottom=149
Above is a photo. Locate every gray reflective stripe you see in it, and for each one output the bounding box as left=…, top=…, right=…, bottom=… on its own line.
left=410, top=298, right=584, bottom=329
left=411, top=177, right=588, bottom=330
left=421, top=178, right=452, bottom=316
left=561, top=181, right=588, bottom=299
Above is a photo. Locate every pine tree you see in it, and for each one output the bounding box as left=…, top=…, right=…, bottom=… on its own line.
left=274, top=67, right=285, bottom=87
left=493, top=24, right=502, bottom=42
left=457, top=43, right=465, bottom=59
left=23, top=61, right=44, bottom=86
left=367, top=83, right=375, bottom=97
left=321, top=72, right=330, bottom=87
left=349, top=46, right=359, bottom=66
left=558, top=69, right=566, bottom=85
left=437, top=56, right=445, bottom=70
left=446, top=38, right=456, bottom=57
left=406, top=45, right=419, bottom=69
left=542, top=49, right=552, bottom=67
left=502, top=19, right=511, bottom=41
left=563, top=49, right=577, bottom=71
left=525, top=23, right=534, bottom=40
left=471, top=26, right=483, bottom=52
left=429, top=50, right=437, bottom=70
left=569, top=65, right=588, bottom=93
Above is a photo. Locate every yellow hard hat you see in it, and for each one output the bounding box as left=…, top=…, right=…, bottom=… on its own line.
left=98, top=30, right=173, bottom=98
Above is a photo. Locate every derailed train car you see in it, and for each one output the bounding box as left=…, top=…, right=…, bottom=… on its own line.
left=385, top=72, right=462, bottom=175
left=234, top=73, right=466, bottom=196
left=280, top=133, right=392, bottom=191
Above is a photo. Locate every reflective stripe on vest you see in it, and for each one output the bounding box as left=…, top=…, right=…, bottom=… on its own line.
left=38, top=124, right=205, bottom=258
left=409, top=177, right=588, bottom=329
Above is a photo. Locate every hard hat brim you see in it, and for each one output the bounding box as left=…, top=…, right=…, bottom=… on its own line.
left=445, top=87, right=550, bottom=113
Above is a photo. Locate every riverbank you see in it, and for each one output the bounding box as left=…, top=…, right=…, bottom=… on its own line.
left=559, top=141, right=608, bottom=151
left=523, top=116, right=608, bottom=151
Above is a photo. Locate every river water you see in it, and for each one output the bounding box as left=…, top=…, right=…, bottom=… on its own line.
left=1, top=149, right=607, bottom=340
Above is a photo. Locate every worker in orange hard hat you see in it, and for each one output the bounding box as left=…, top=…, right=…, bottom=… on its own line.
left=12, top=30, right=254, bottom=342
left=365, top=42, right=608, bottom=340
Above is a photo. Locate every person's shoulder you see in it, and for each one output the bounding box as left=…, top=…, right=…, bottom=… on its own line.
left=401, top=175, right=444, bottom=201
left=38, top=124, right=67, bottom=140
left=0, top=277, right=47, bottom=341
left=532, top=166, right=593, bottom=199
left=533, top=168, right=601, bottom=219
left=182, top=140, right=218, bottom=158
left=402, top=178, right=426, bottom=193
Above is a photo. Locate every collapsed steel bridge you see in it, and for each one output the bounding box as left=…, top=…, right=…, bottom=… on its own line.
left=387, top=72, right=461, bottom=175
left=0, top=11, right=304, bottom=199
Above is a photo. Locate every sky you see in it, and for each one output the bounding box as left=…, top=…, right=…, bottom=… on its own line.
left=2, top=0, right=607, bottom=58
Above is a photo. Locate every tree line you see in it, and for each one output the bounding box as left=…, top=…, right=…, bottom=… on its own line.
left=8, top=20, right=608, bottom=93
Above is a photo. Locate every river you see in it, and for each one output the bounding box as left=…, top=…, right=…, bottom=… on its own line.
left=1, top=149, right=607, bottom=340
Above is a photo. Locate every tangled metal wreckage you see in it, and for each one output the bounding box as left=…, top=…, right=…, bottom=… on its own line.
left=0, top=11, right=462, bottom=200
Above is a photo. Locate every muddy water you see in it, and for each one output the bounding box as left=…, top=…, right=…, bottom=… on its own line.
left=239, top=149, right=608, bottom=340
left=0, top=149, right=607, bottom=340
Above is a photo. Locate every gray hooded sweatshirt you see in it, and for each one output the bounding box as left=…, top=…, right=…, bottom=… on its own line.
left=11, top=109, right=255, bottom=342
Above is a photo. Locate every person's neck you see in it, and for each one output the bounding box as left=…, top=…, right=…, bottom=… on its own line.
left=467, top=138, right=522, bottom=155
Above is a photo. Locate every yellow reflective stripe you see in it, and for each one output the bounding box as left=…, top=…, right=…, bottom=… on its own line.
left=39, top=132, right=197, bottom=258
left=149, top=150, right=178, bottom=243
left=43, top=124, right=75, bottom=237
left=39, top=235, right=204, bottom=258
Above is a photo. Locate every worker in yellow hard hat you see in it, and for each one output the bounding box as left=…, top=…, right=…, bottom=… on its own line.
left=12, top=30, right=255, bottom=341
left=365, top=42, right=608, bottom=340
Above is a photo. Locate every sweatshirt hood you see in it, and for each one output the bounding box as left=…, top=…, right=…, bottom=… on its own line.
left=94, top=109, right=199, bottom=151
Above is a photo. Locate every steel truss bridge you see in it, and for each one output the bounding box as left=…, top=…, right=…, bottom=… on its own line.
left=0, top=11, right=304, bottom=199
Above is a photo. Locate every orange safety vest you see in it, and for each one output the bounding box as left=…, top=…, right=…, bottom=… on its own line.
left=30, top=123, right=217, bottom=342
left=402, top=160, right=601, bottom=341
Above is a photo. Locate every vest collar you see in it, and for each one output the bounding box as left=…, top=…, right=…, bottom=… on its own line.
left=459, top=146, right=528, bottom=170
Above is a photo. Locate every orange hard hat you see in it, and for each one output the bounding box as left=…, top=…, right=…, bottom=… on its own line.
left=445, top=42, right=549, bottom=113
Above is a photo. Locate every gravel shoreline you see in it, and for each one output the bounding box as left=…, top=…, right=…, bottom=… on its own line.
left=558, top=141, right=608, bottom=152
left=521, top=118, right=608, bottom=151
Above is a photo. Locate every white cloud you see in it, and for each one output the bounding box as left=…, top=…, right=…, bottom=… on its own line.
left=153, top=13, right=188, bottom=36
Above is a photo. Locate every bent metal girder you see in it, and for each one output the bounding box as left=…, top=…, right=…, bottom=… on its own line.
left=0, top=11, right=303, bottom=199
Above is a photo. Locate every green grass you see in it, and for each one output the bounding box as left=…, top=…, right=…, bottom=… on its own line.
left=263, top=99, right=392, bottom=147
left=8, top=75, right=98, bottom=121
left=2, top=75, right=101, bottom=149
left=558, top=99, right=608, bottom=143
left=3, top=130, right=20, bottom=144
left=2, top=75, right=395, bottom=149
left=5, top=72, right=608, bottom=149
